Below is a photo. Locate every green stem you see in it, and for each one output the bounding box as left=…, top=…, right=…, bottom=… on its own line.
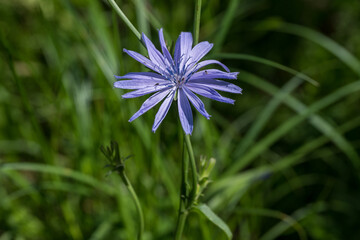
left=184, top=134, right=198, bottom=206
left=193, top=0, right=202, bottom=45
left=107, top=0, right=141, bottom=40
left=175, top=209, right=188, bottom=240
left=120, top=171, right=144, bottom=240
left=175, top=135, right=188, bottom=240
left=174, top=135, right=198, bottom=240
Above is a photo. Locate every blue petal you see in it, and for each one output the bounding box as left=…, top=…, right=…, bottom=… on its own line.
left=195, top=60, right=230, bottom=72
left=182, top=87, right=211, bottom=119
left=189, top=69, right=238, bottom=80
left=123, top=49, right=162, bottom=73
left=187, top=80, right=242, bottom=94
left=158, top=29, right=174, bottom=65
left=114, top=79, right=169, bottom=89
left=152, top=90, right=176, bottom=132
left=186, top=84, right=235, bottom=104
left=188, top=41, right=213, bottom=67
left=141, top=33, right=167, bottom=70
left=115, top=72, right=166, bottom=80
left=122, top=85, right=171, bottom=99
left=180, top=32, right=193, bottom=57
left=129, top=88, right=173, bottom=122
left=174, top=32, right=193, bottom=71
left=178, top=88, right=193, bottom=135
left=174, top=34, right=181, bottom=66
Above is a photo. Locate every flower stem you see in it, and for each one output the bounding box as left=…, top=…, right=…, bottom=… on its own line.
left=193, top=0, right=202, bottom=45
left=184, top=134, right=198, bottom=205
left=174, top=134, right=198, bottom=239
left=175, top=135, right=188, bottom=240
left=175, top=134, right=198, bottom=240
left=175, top=208, right=188, bottom=240
left=120, top=169, right=144, bottom=240
left=107, top=0, right=141, bottom=40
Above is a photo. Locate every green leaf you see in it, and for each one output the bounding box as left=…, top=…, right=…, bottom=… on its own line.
left=194, top=204, right=233, bottom=239
left=226, top=71, right=360, bottom=174
left=214, top=53, right=319, bottom=86
left=254, top=20, right=360, bottom=77
left=0, top=162, right=116, bottom=196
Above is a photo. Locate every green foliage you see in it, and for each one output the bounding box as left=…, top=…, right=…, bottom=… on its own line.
left=1, top=0, right=359, bottom=239
left=194, top=204, right=232, bottom=239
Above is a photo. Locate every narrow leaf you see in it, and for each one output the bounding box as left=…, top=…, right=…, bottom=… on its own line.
left=194, top=204, right=233, bottom=239
left=214, top=53, right=318, bottom=86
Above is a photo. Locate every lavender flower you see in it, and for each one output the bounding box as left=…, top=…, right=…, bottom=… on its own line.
left=114, top=29, right=242, bottom=134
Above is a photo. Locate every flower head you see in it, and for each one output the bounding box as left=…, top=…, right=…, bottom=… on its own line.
left=114, top=29, right=242, bottom=134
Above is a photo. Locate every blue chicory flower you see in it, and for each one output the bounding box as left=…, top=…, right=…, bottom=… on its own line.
left=114, top=29, right=242, bottom=135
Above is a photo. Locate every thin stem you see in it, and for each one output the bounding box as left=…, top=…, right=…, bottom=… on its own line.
left=107, top=0, right=141, bottom=40
left=120, top=171, right=144, bottom=240
left=193, top=0, right=202, bottom=45
left=175, top=209, right=188, bottom=240
left=175, top=135, right=188, bottom=240
left=184, top=134, right=198, bottom=206
left=174, top=135, right=198, bottom=239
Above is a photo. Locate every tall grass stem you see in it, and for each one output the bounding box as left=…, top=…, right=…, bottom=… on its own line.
left=120, top=171, right=144, bottom=240
left=175, top=209, right=188, bottom=240
left=107, top=0, right=141, bottom=40
left=193, top=0, right=202, bottom=45
left=185, top=134, right=198, bottom=204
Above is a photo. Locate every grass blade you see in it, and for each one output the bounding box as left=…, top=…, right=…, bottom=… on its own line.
left=260, top=202, right=327, bottom=240
left=214, top=53, right=319, bottom=86
left=237, top=208, right=307, bottom=240
left=209, top=116, right=360, bottom=210
left=194, top=204, right=233, bottom=240
left=0, top=162, right=116, bottom=196
left=254, top=21, right=360, bottom=77
left=234, top=76, right=303, bottom=159
left=226, top=71, right=360, bottom=174
left=193, top=0, right=202, bottom=45
left=213, top=0, right=241, bottom=51
left=107, top=0, right=141, bottom=40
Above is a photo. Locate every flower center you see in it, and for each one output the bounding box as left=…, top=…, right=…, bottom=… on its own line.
left=172, top=74, right=186, bottom=87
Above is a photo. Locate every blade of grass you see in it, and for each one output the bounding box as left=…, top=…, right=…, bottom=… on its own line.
left=107, top=0, right=141, bottom=40
left=134, top=0, right=149, bottom=55
left=193, top=0, right=202, bottom=45
left=89, top=214, right=118, bottom=240
left=89, top=0, right=118, bottom=70
left=213, top=0, right=241, bottom=52
left=134, top=0, right=150, bottom=37
left=209, top=116, right=360, bottom=209
left=269, top=174, right=328, bottom=204
left=234, top=76, right=303, bottom=160
left=226, top=71, right=360, bottom=175
left=237, top=208, right=307, bottom=240
left=217, top=107, right=260, bottom=164
left=0, top=162, right=116, bottom=196
left=0, top=32, right=54, bottom=164
left=254, top=20, right=360, bottom=77
left=214, top=53, right=318, bottom=86
left=194, top=204, right=233, bottom=240
left=260, top=202, right=327, bottom=240
left=234, top=71, right=360, bottom=169
left=61, top=1, right=153, bottom=152
left=62, top=199, right=83, bottom=240
left=1, top=182, right=93, bottom=205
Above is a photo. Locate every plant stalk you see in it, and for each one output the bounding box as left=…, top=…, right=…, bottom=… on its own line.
left=107, top=0, right=141, bottom=40
left=193, top=0, right=202, bottom=45
left=175, top=209, right=188, bottom=240
left=184, top=134, right=198, bottom=205
left=175, top=134, right=188, bottom=239
left=119, top=170, right=144, bottom=240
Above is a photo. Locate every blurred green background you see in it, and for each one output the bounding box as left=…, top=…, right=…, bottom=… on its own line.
left=1, top=0, right=359, bottom=239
